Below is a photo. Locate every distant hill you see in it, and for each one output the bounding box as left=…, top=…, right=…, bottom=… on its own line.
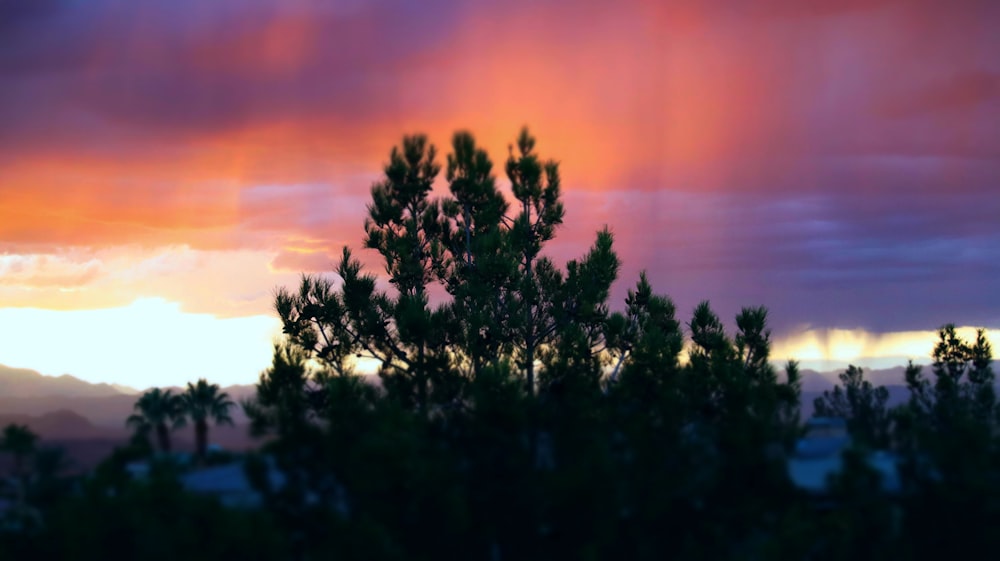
left=0, top=361, right=996, bottom=471
left=0, top=365, right=254, bottom=426
left=0, top=366, right=262, bottom=470
left=0, top=411, right=257, bottom=472
left=0, top=361, right=994, bottom=433
left=865, top=366, right=913, bottom=388
left=794, top=370, right=836, bottom=393
left=111, top=384, right=141, bottom=395
left=797, top=365, right=917, bottom=390
left=0, top=364, right=132, bottom=398
left=0, top=394, right=142, bottom=428
left=162, top=383, right=258, bottom=403
left=800, top=385, right=910, bottom=419
left=0, top=393, right=250, bottom=429
left=0, top=409, right=115, bottom=440
left=796, top=365, right=940, bottom=417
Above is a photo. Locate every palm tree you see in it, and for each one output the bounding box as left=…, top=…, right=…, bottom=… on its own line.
left=181, top=379, right=235, bottom=461
left=29, top=446, right=72, bottom=509
left=126, top=388, right=186, bottom=455
left=1, top=424, right=38, bottom=479
left=0, top=424, right=41, bottom=530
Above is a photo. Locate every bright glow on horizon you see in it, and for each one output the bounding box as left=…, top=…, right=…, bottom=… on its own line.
left=2, top=296, right=993, bottom=389
left=0, top=298, right=281, bottom=389
left=772, top=326, right=1000, bottom=372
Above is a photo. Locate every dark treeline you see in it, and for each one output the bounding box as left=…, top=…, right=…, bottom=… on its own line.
left=1, top=130, right=997, bottom=560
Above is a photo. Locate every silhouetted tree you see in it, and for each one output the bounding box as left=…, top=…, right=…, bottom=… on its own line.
left=243, top=343, right=325, bottom=441
left=0, top=424, right=43, bottom=535
left=891, top=325, right=999, bottom=561
left=181, top=379, right=234, bottom=461
left=437, top=131, right=512, bottom=379
left=1, top=424, right=38, bottom=480
left=275, top=128, right=619, bottom=411
left=26, top=446, right=73, bottom=512
left=19, top=469, right=289, bottom=561
left=260, top=128, right=810, bottom=560
left=126, top=388, right=186, bottom=455
left=903, top=327, right=991, bottom=420
left=898, top=325, right=996, bottom=464
left=503, top=128, right=567, bottom=396
left=814, top=365, right=892, bottom=449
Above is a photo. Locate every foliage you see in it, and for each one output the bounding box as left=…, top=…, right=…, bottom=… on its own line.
left=1, top=471, right=288, bottom=561
left=126, top=388, right=186, bottom=454
left=814, top=365, right=892, bottom=449
left=249, top=129, right=807, bottom=559
left=0, top=425, right=38, bottom=479
left=181, top=379, right=235, bottom=461
left=276, top=129, right=618, bottom=409
left=250, top=129, right=1000, bottom=560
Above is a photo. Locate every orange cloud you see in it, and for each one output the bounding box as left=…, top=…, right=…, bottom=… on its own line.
left=0, top=0, right=995, bottom=341
left=3, top=0, right=992, bottom=241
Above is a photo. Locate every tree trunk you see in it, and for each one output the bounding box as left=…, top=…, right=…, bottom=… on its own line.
left=523, top=200, right=536, bottom=399
left=195, top=419, right=208, bottom=461
left=418, top=344, right=427, bottom=413
left=156, top=422, right=171, bottom=454
left=526, top=337, right=535, bottom=397
left=12, top=454, right=25, bottom=481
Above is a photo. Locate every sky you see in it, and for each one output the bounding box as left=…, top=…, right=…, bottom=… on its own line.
left=1, top=0, right=998, bottom=388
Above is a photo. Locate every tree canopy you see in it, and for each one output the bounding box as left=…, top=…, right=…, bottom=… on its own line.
left=126, top=388, right=186, bottom=454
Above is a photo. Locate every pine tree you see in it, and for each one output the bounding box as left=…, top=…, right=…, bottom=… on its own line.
left=813, top=365, right=892, bottom=449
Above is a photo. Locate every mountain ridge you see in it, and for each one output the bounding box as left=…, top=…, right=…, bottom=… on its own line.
left=0, top=362, right=991, bottom=470
left=0, top=364, right=135, bottom=398
left=0, top=365, right=254, bottom=427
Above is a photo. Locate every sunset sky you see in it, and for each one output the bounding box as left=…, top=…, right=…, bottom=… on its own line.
left=1, top=0, right=998, bottom=388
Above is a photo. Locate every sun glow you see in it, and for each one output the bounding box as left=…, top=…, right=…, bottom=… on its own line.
left=0, top=298, right=280, bottom=389
left=772, top=326, right=1000, bottom=371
